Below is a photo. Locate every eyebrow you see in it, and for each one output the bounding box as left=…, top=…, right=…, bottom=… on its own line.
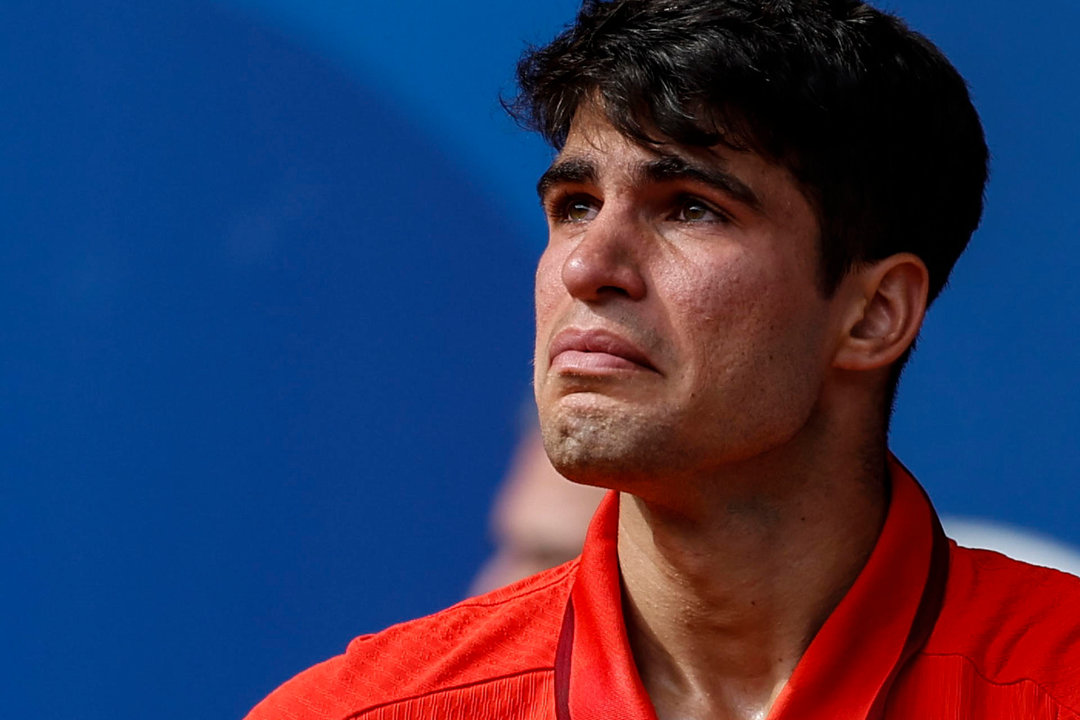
left=642, top=154, right=762, bottom=211
left=536, top=158, right=597, bottom=202
left=535, top=153, right=761, bottom=212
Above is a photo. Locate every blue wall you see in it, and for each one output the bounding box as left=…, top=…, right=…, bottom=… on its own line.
left=3, top=1, right=1078, bottom=717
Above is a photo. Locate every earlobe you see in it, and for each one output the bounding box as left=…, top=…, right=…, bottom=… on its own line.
left=833, top=253, right=929, bottom=371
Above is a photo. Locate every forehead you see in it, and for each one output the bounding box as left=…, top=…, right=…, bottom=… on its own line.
left=555, top=104, right=711, bottom=174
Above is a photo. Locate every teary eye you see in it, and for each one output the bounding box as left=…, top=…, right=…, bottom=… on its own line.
left=686, top=203, right=709, bottom=221
left=675, top=197, right=724, bottom=223
left=561, top=197, right=599, bottom=222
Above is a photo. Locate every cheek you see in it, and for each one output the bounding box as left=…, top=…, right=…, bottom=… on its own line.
left=534, top=244, right=570, bottom=378
left=667, top=251, right=824, bottom=382
left=534, top=246, right=564, bottom=330
left=665, top=250, right=768, bottom=342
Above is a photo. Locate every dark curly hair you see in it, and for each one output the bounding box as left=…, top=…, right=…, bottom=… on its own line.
left=508, top=0, right=989, bottom=305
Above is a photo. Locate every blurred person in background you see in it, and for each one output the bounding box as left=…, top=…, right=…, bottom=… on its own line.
left=470, top=413, right=606, bottom=595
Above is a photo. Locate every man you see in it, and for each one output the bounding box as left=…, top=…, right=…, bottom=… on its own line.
left=248, top=1, right=1080, bottom=718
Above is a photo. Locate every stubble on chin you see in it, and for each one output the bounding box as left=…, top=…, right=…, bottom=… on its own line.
left=538, top=401, right=676, bottom=489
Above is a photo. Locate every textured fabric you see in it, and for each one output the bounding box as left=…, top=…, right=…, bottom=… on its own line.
left=246, top=562, right=572, bottom=720
left=247, top=459, right=1080, bottom=719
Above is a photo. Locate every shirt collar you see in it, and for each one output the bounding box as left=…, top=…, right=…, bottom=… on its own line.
left=555, top=455, right=948, bottom=720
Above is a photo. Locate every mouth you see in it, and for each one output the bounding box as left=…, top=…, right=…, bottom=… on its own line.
left=548, top=328, right=659, bottom=375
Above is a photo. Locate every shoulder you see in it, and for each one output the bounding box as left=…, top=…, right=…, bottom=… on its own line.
left=919, top=542, right=1080, bottom=712
left=245, top=560, right=576, bottom=720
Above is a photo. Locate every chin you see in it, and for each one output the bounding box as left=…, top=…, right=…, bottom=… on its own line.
left=539, top=403, right=679, bottom=490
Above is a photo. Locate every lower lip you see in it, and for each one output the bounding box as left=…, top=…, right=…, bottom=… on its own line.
left=550, top=350, right=650, bottom=373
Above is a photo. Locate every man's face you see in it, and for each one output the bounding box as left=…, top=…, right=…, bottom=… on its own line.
left=533, top=107, right=847, bottom=493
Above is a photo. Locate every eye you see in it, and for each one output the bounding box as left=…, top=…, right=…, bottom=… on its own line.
left=563, top=196, right=599, bottom=223
left=547, top=194, right=600, bottom=224
left=674, top=197, right=728, bottom=224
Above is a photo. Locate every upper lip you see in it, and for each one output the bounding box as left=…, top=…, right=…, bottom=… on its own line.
left=548, top=327, right=658, bottom=371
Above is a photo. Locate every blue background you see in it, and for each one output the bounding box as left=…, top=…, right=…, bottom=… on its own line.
left=3, top=1, right=1077, bottom=717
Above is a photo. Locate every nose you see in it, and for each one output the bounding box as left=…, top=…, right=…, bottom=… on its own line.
left=560, top=209, right=647, bottom=302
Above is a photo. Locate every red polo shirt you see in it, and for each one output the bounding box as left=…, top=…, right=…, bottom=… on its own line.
left=247, top=459, right=1080, bottom=719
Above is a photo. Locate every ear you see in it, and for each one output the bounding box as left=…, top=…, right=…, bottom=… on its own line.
left=833, top=253, right=929, bottom=371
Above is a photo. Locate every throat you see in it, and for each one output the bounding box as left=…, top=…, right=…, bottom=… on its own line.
left=616, top=472, right=886, bottom=720
left=622, top=583, right=802, bottom=720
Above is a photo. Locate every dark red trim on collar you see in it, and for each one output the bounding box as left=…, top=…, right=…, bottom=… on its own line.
left=555, top=601, right=575, bottom=720
left=865, top=459, right=950, bottom=720
left=553, top=455, right=948, bottom=720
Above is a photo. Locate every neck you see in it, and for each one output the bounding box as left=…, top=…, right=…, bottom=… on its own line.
left=617, top=443, right=888, bottom=720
